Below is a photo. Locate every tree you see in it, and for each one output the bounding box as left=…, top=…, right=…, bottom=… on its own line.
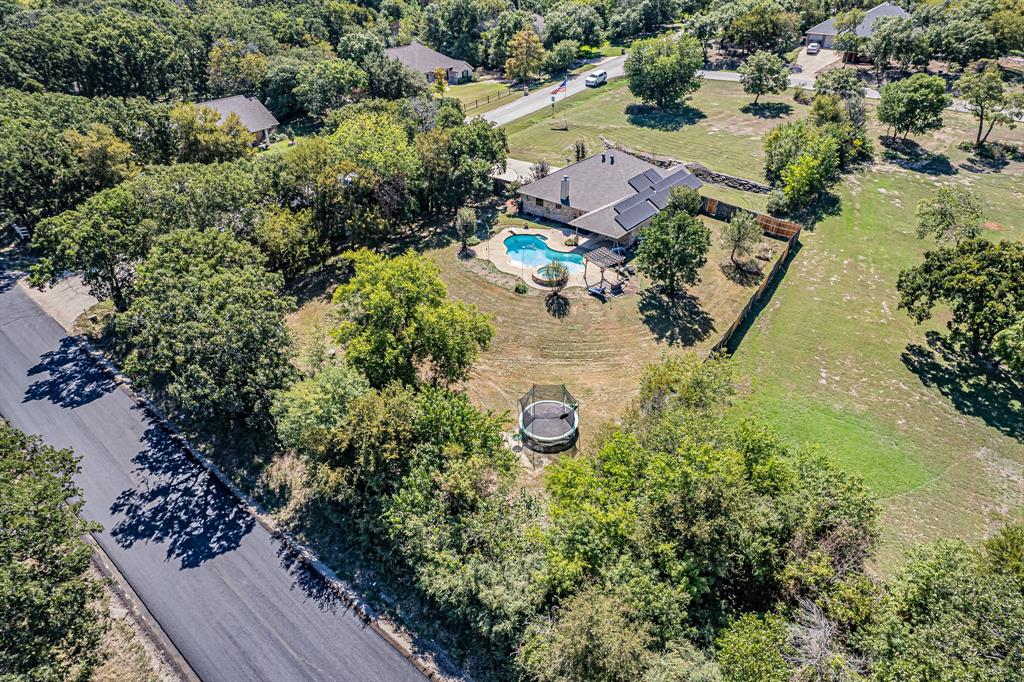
left=724, top=1, right=801, bottom=54
left=897, top=239, right=1024, bottom=355
left=416, top=118, right=508, bottom=212
left=865, top=540, right=1024, bottom=681
left=505, top=28, right=546, bottom=82
left=363, top=53, right=429, bottom=100
left=738, top=51, right=789, bottom=104
left=635, top=198, right=711, bottom=295
left=542, top=39, right=579, bottom=75
left=432, top=67, right=447, bottom=96
left=254, top=205, right=327, bottom=279
left=915, top=186, right=984, bottom=245
left=483, top=10, right=535, bottom=69
left=518, top=587, right=655, bottom=682
left=984, top=522, right=1024, bottom=582
left=721, top=211, right=762, bottom=268
left=272, top=363, right=371, bottom=461
left=293, top=59, right=367, bottom=119
left=832, top=9, right=867, bottom=55
left=955, top=59, right=1016, bottom=147
left=63, top=123, right=135, bottom=191
left=117, top=229, right=295, bottom=431
left=169, top=103, right=254, bottom=162
left=815, top=68, right=866, bottom=99
left=332, top=249, right=495, bottom=387
left=454, top=206, right=477, bottom=252
left=421, top=0, right=487, bottom=64
left=0, top=421, right=106, bottom=681
left=625, top=34, right=704, bottom=109
left=993, top=318, right=1024, bottom=375
left=877, top=74, right=950, bottom=142
left=864, top=16, right=929, bottom=76
left=542, top=4, right=604, bottom=48
left=573, top=138, right=588, bottom=162
left=207, top=38, right=268, bottom=97
left=717, top=614, right=793, bottom=682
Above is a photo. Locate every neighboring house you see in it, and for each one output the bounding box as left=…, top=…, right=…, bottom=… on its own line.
left=804, top=2, right=910, bottom=49
left=385, top=41, right=473, bottom=84
left=196, top=95, right=279, bottom=145
left=518, top=151, right=703, bottom=246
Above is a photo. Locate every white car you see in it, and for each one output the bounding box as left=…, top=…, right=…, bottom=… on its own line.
left=806, top=42, right=821, bottom=55
left=585, top=70, right=607, bottom=87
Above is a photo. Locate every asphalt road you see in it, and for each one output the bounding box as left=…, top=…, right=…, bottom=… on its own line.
left=482, top=56, right=626, bottom=126
left=0, top=280, right=423, bottom=682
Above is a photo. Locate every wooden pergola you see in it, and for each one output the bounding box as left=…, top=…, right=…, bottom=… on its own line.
left=583, top=247, right=626, bottom=289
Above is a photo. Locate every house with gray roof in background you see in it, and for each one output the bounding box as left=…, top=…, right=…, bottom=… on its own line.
left=518, top=150, right=703, bottom=245
left=804, top=1, right=909, bottom=49
left=196, top=95, right=279, bottom=145
left=385, top=41, right=473, bottom=84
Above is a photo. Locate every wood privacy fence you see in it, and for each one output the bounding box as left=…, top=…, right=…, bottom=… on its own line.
left=701, top=197, right=801, bottom=240
left=703, top=197, right=802, bottom=354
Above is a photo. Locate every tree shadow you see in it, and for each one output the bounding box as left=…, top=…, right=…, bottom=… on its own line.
left=110, top=426, right=255, bottom=569
left=625, top=104, right=706, bottom=131
left=23, top=337, right=116, bottom=408
left=276, top=543, right=353, bottom=616
left=901, top=331, right=1024, bottom=443
left=880, top=138, right=956, bottom=176
left=0, top=268, right=17, bottom=294
left=719, top=261, right=764, bottom=287
left=545, top=291, right=570, bottom=318
left=725, top=241, right=801, bottom=353
left=740, top=102, right=793, bottom=119
left=783, top=191, right=843, bottom=231
left=637, top=288, right=715, bottom=346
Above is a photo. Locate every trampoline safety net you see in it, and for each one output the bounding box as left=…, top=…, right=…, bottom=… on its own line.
left=518, top=384, right=579, bottom=452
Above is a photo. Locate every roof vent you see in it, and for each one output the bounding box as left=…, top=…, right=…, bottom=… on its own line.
left=601, top=153, right=606, bottom=162
left=609, top=154, right=615, bottom=165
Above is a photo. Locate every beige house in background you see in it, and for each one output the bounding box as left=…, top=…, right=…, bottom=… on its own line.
left=195, top=95, right=279, bottom=145
left=385, top=41, right=473, bottom=84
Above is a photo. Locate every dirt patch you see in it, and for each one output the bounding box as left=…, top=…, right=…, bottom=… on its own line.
left=985, top=221, right=1005, bottom=231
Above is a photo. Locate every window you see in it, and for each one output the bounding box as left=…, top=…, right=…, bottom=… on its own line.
left=535, top=198, right=543, bottom=207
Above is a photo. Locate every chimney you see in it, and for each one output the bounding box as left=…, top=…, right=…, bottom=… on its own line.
left=560, top=175, right=570, bottom=204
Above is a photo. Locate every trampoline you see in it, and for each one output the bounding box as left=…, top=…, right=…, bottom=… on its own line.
left=518, top=384, right=579, bottom=453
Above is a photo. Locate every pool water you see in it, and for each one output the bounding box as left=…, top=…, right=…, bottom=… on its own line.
left=503, top=234, right=585, bottom=274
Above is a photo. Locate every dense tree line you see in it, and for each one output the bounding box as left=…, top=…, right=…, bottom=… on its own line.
left=1, top=421, right=106, bottom=681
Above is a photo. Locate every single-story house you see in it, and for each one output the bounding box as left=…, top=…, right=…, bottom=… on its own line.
left=195, top=95, right=279, bottom=145
left=804, top=1, right=909, bottom=49
left=517, top=150, right=703, bottom=246
left=385, top=41, right=473, bottom=84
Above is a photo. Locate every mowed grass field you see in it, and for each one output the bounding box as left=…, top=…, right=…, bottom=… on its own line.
left=506, top=74, right=1024, bottom=569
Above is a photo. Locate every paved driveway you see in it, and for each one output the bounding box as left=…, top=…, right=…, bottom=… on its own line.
left=0, top=280, right=424, bottom=682
left=794, top=47, right=842, bottom=78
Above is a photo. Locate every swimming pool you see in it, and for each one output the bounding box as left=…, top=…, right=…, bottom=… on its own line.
left=503, top=234, right=585, bottom=274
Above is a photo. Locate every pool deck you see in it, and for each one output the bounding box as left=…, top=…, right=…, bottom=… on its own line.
left=475, top=225, right=615, bottom=290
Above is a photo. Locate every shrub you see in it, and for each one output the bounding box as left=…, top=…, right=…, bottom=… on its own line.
left=514, top=280, right=529, bottom=294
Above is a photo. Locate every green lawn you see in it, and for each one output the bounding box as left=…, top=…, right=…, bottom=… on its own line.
left=505, top=79, right=805, bottom=175
left=506, top=76, right=1024, bottom=570
left=450, top=80, right=516, bottom=115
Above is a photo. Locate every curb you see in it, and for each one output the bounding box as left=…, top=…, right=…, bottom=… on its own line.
left=70, top=335, right=455, bottom=681
left=87, top=534, right=201, bottom=682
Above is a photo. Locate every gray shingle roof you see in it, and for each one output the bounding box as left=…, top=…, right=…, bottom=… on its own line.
left=518, top=151, right=664, bottom=213
left=520, top=151, right=703, bottom=241
left=384, top=41, right=473, bottom=74
left=195, top=95, right=279, bottom=134
left=806, top=2, right=909, bottom=38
